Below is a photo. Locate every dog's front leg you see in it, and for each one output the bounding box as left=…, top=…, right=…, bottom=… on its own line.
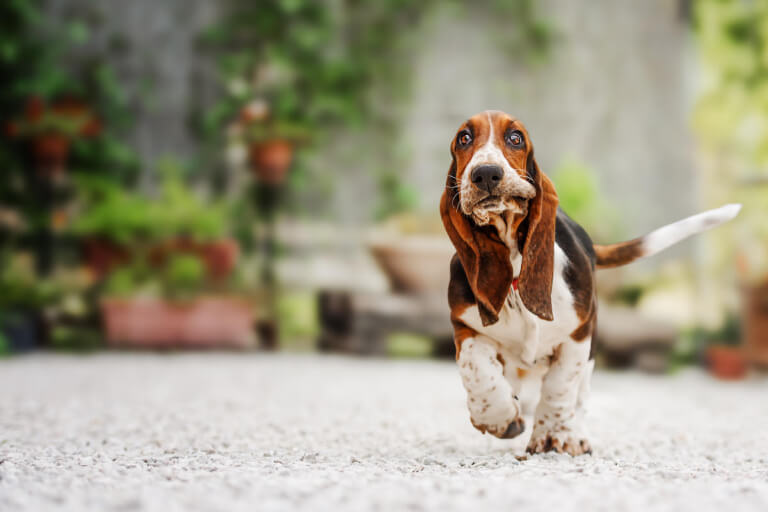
left=527, top=338, right=592, bottom=456
left=457, top=334, right=524, bottom=439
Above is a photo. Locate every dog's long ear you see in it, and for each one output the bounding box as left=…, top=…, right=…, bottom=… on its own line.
left=440, top=159, right=514, bottom=326
left=518, top=151, right=558, bottom=321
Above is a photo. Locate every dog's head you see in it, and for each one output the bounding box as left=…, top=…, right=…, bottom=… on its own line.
left=440, top=111, right=559, bottom=325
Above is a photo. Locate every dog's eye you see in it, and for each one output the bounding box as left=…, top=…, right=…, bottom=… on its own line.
left=457, top=130, right=472, bottom=147
left=506, top=131, right=523, bottom=147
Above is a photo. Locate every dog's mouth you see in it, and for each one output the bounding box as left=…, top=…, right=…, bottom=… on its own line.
left=475, top=195, right=528, bottom=211
left=469, top=195, right=529, bottom=225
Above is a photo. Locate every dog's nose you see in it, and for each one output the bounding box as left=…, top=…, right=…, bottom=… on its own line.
left=470, top=165, right=503, bottom=192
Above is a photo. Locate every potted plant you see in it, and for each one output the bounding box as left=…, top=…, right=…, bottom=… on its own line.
left=692, top=315, right=748, bottom=380
left=6, top=96, right=100, bottom=176
left=245, top=122, right=307, bottom=185
left=100, top=253, right=256, bottom=349
left=71, top=164, right=239, bottom=280
left=0, top=254, right=61, bottom=351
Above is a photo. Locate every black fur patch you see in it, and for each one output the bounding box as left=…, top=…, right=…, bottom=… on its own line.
left=555, top=209, right=598, bottom=352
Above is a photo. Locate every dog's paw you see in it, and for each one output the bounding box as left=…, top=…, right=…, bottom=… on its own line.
left=526, top=433, right=591, bottom=456
left=500, top=417, right=525, bottom=439
left=471, top=417, right=525, bottom=439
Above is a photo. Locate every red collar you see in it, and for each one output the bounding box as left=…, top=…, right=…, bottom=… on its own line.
left=512, top=277, right=519, bottom=291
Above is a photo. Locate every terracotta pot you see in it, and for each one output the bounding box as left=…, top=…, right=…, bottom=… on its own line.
left=198, top=239, right=240, bottom=280
left=85, top=238, right=239, bottom=281
left=101, top=297, right=255, bottom=349
left=248, top=139, right=294, bottom=184
left=31, top=133, right=71, bottom=176
left=743, top=282, right=768, bottom=367
left=369, top=236, right=455, bottom=294
left=706, top=345, right=747, bottom=380
left=150, top=238, right=240, bottom=280
left=82, top=238, right=131, bottom=278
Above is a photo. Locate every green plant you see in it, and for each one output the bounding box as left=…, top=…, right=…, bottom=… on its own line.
left=245, top=119, right=310, bottom=144
left=694, top=0, right=768, bottom=166
left=199, top=0, right=552, bottom=219
left=0, top=329, right=9, bottom=356
left=163, top=254, right=206, bottom=301
left=276, top=291, right=319, bottom=346
left=1, top=0, right=139, bottom=277
left=71, top=159, right=231, bottom=244
left=670, top=313, right=743, bottom=370
left=386, top=332, right=434, bottom=359
left=551, top=158, right=623, bottom=242
left=693, top=0, right=768, bottom=280
left=1, top=0, right=138, bottom=180
left=102, top=250, right=245, bottom=303
left=0, top=255, right=60, bottom=311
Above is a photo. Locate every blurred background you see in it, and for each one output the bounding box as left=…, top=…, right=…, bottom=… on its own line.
left=1, top=0, right=767, bottom=379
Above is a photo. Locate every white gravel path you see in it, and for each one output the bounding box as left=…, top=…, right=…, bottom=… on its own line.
left=0, top=353, right=767, bottom=512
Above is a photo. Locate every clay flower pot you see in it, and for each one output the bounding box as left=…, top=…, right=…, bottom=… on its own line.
left=7, top=96, right=101, bottom=176
left=31, top=133, right=71, bottom=176
left=82, top=238, right=131, bottom=278
left=197, top=239, right=240, bottom=280
left=248, top=139, right=294, bottom=185
left=149, top=238, right=240, bottom=280
left=101, top=297, right=255, bottom=349
left=706, top=345, right=747, bottom=380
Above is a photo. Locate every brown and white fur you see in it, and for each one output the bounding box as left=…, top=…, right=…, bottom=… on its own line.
left=440, top=110, right=740, bottom=456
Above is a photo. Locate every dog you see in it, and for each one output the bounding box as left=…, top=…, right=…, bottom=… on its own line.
left=439, top=110, right=740, bottom=456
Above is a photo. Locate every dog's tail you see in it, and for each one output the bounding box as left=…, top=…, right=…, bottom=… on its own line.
left=593, top=204, right=741, bottom=270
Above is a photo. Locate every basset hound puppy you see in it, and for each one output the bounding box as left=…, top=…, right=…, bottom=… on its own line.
left=440, top=110, right=740, bottom=456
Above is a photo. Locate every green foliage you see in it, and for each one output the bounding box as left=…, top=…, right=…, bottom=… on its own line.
left=694, top=0, right=768, bottom=165
left=71, top=159, right=230, bottom=244
left=163, top=254, right=207, bottom=301
left=376, top=174, right=419, bottom=221
left=49, top=325, right=102, bottom=352
left=551, top=158, right=622, bottom=241
left=0, top=0, right=139, bottom=277
left=276, top=291, right=319, bottom=345
left=671, top=313, right=743, bottom=368
left=246, top=120, right=310, bottom=144
left=0, top=255, right=60, bottom=310
left=0, top=0, right=138, bottom=179
left=693, top=0, right=768, bottom=280
left=103, top=265, right=141, bottom=297
left=688, top=313, right=742, bottom=347
left=103, top=253, right=209, bottom=302
left=200, top=0, right=552, bottom=219
left=386, top=332, right=434, bottom=359
left=0, top=330, right=9, bottom=356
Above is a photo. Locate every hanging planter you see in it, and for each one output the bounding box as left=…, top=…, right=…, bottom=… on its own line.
left=234, top=105, right=309, bottom=186
left=6, top=96, right=100, bottom=176
left=248, top=138, right=295, bottom=185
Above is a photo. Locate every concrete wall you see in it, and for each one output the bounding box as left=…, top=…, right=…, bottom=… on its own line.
left=402, top=0, right=696, bottom=243
left=46, top=0, right=221, bottom=174
left=45, top=0, right=697, bottom=249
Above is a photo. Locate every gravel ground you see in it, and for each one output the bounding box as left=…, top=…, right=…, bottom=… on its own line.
left=1, top=353, right=767, bottom=512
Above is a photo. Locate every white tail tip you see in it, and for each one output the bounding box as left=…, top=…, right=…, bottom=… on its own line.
left=642, top=203, right=742, bottom=257
left=714, top=203, right=742, bottom=223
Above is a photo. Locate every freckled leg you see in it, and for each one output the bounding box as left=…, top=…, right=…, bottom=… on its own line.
left=457, top=335, right=524, bottom=439
left=527, top=338, right=592, bottom=456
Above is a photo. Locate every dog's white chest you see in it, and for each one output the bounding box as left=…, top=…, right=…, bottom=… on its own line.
left=458, top=244, right=580, bottom=362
